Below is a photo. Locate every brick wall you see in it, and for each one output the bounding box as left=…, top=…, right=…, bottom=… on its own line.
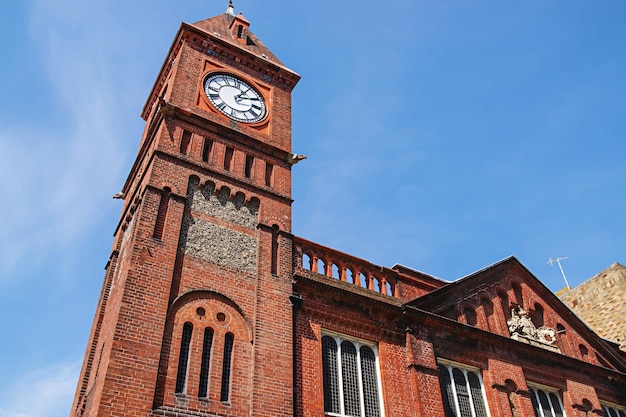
left=560, top=263, right=626, bottom=351
left=72, top=11, right=626, bottom=417
left=71, top=13, right=301, bottom=417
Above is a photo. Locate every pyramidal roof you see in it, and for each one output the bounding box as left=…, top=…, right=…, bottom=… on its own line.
left=191, top=11, right=283, bottom=66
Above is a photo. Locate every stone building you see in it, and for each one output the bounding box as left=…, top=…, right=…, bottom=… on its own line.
left=559, top=263, right=626, bottom=353
left=71, top=4, right=626, bottom=417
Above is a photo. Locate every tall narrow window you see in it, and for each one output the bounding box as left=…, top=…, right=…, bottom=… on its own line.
left=180, top=130, right=192, bottom=155
left=265, top=162, right=273, bottom=186
left=341, top=341, right=361, bottom=416
left=237, top=24, right=244, bottom=38
left=198, top=327, right=214, bottom=398
left=360, top=346, right=381, bottom=417
left=153, top=187, right=171, bottom=240
left=271, top=225, right=279, bottom=275
left=224, top=147, right=234, bottom=171
left=438, top=362, right=489, bottom=417
left=175, top=323, right=193, bottom=393
left=220, top=332, right=234, bottom=402
left=322, top=336, right=340, bottom=414
left=529, top=386, right=564, bottom=417
left=244, top=154, right=254, bottom=178
left=321, top=334, right=382, bottom=417
left=202, top=138, right=213, bottom=162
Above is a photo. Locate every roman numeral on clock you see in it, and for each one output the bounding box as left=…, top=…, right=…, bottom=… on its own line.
left=204, top=74, right=266, bottom=123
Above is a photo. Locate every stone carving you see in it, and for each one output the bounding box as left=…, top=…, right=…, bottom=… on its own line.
left=507, top=306, right=556, bottom=346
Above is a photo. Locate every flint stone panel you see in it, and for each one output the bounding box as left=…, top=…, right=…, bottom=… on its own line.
left=183, top=217, right=257, bottom=273
left=190, top=181, right=259, bottom=230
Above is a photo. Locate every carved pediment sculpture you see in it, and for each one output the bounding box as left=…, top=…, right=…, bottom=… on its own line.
left=507, top=306, right=557, bottom=348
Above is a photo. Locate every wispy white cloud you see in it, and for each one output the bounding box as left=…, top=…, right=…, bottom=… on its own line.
left=0, top=0, right=134, bottom=275
left=0, top=361, right=81, bottom=417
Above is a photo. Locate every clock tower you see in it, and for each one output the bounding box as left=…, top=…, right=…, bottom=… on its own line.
left=71, top=4, right=300, bottom=417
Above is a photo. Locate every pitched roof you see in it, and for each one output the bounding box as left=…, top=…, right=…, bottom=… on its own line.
left=191, top=13, right=284, bottom=66
left=405, top=256, right=626, bottom=371
left=405, top=256, right=521, bottom=311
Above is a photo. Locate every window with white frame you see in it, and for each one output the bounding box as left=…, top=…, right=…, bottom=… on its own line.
left=528, top=385, right=565, bottom=417
left=321, top=334, right=383, bottom=417
left=437, top=360, right=490, bottom=417
left=602, top=403, right=626, bottom=417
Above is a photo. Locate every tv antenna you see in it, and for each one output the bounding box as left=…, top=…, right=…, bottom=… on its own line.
left=548, top=257, right=571, bottom=290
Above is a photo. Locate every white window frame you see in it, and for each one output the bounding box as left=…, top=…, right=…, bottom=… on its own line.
left=527, top=382, right=566, bottom=417
left=321, top=331, right=385, bottom=417
left=437, top=358, right=492, bottom=417
left=602, top=401, right=626, bottom=417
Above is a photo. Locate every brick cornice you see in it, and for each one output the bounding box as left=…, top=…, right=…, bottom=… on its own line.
left=142, top=21, right=300, bottom=121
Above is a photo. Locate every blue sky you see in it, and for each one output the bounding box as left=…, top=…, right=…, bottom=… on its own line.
left=1, top=1, right=625, bottom=416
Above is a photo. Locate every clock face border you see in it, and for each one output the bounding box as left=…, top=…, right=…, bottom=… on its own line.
left=203, top=73, right=267, bottom=124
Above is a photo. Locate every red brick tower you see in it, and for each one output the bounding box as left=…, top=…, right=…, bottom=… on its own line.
left=71, top=4, right=300, bottom=417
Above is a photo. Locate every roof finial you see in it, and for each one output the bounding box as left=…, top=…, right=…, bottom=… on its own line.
left=226, top=0, right=235, bottom=15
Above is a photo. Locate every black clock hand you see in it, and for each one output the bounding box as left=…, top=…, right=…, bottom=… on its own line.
left=236, top=88, right=253, bottom=100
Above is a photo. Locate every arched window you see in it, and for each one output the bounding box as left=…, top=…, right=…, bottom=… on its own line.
left=321, top=334, right=382, bottom=417
left=175, top=322, right=193, bottom=393
left=153, top=187, right=171, bottom=240
left=438, top=362, right=489, bottom=417
left=531, top=303, right=544, bottom=328
left=198, top=327, right=214, bottom=398
left=271, top=224, right=279, bottom=275
left=166, top=297, right=248, bottom=409
left=529, top=385, right=564, bottom=417
left=579, top=344, right=589, bottom=359
left=220, top=332, right=235, bottom=402
left=464, top=307, right=478, bottom=326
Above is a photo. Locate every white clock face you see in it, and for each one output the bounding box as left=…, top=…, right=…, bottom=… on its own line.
left=203, top=74, right=266, bottom=123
